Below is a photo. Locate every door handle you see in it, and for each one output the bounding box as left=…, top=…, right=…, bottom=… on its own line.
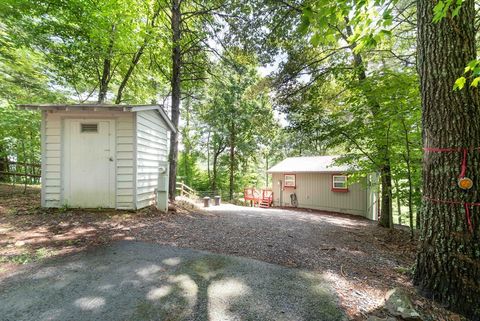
left=109, top=157, right=114, bottom=162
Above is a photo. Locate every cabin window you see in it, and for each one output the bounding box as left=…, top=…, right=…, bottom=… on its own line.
left=81, top=123, right=98, bottom=133
left=332, top=175, right=348, bottom=191
left=284, top=174, right=296, bottom=188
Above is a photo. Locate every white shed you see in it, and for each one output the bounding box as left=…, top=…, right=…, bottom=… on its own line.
left=268, top=156, right=378, bottom=220
left=18, top=104, right=176, bottom=210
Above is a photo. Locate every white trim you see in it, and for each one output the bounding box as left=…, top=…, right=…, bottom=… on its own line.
left=133, top=113, right=138, bottom=210
left=131, top=106, right=176, bottom=133
left=284, top=174, right=296, bottom=187
left=332, top=175, right=348, bottom=189
left=40, top=111, right=47, bottom=207
left=18, top=104, right=177, bottom=133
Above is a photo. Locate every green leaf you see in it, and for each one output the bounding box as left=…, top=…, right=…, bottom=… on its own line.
left=470, top=77, right=480, bottom=87
left=311, top=33, right=321, bottom=46
left=453, top=76, right=466, bottom=90
left=432, top=1, right=446, bottom=23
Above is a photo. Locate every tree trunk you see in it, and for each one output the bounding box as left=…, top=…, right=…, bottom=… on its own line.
left=345, top=20, right=393, bottom=228
left=229, top=124, right=235, bottom=201
left=98, top=57, right=111, bottom=104
left=378, top=162, right=393, bottom=228
left=402, top=119, right=415, bottom=236
left=114, top=7, right=161, bottom=104
left=0, top=144, right=6, bottom=182
left=98, top=25, right=116, bottom=104
left=212, top=151, right=218, bottom=192
left=265, top=154, right=269, bottom=187
left=207, top=131, right=211, bottom=186
left=115, top=47, right=144, bottom=104
left=394, top=178, right=402, bottom=225
left=168, top=0, right=181, bottom=201
left=211, top=139, right=226, bottom=194
left=415, top=186, right=422, bottom=229
left=414, top=0, right=480, bottom=319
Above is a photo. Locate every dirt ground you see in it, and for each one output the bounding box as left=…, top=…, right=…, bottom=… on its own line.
left=0, top=184, right=467, bottom=321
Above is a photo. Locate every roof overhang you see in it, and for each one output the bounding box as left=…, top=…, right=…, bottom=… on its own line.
left=18, top=104, right=176, bottom=133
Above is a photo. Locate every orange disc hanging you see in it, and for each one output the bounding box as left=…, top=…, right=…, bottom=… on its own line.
left=458, top=177, right=473, bottom=190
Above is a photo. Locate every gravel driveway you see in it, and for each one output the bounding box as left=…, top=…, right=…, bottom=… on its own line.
left=0, top=194, right=416, bottom=320
left=133, top=204, right=415, bottom=316
left=0, top=241, right=346, bottom=321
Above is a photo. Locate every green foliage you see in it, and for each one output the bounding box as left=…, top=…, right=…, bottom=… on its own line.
left=178, top=50, right=278, bottom=198
left=432, top=0, right=464, bottom=22
left=0, top=104, right=41, bottom=184
left=0, top=0, right=171, bottom=103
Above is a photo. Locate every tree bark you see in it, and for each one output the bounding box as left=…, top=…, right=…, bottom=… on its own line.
left=378, top=162, right=393, bottom=228
left=402, top=119, right=415, bottom=236
left=0, top=144, right=6, bottom=182
left=229, top=123, right=236, bottom=201
left=98, top=25, right=116, bottom=104
left=415, top=186, right=422, bottom=229
left=211, top=137, right=226, bottom=193
left=414, top=0, right=480, bottom=319
left=168, top=0, right=181, bottom=201
left=115, top=47, right=145, bottom=104
left=394, top=178, right=402, bottom=225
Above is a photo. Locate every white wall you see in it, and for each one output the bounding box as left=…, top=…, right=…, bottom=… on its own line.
left=271, top=172, right=368, bottom=217
left=42, top=110, right=135, bottom=208
left=135, top=110, right=169, bottom=209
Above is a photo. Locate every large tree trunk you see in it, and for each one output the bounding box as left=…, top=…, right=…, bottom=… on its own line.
left=168, top=0, right=181, bottom=201
left=414, top=0, right=480, bottom=319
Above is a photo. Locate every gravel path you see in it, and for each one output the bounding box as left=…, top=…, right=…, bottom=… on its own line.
left=0, top=241, right=346, bottom=321
left=132, top=204, right=415, bottom=318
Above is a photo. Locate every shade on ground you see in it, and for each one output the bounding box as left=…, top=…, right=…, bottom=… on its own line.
left=0, top=241, right=346, bottom=321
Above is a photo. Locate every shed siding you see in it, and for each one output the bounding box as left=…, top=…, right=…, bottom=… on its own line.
left=271, top=173, right=367, bottom=217
left=42, top=110, right=135, bottom=209
left=135, top=110, right=168, bottom=209
left=115, top=113, right=135, bottom=209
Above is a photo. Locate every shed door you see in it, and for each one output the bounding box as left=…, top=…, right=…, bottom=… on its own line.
left=63, top=119, right=115, bottom=208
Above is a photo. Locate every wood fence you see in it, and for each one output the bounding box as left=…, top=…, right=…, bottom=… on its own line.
left=176, top=182, right=198, bottom=199
left=0, top=160, right=41, bottom=184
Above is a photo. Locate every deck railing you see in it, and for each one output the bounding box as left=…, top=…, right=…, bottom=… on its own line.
left=176, top=182, right=198, bottom=199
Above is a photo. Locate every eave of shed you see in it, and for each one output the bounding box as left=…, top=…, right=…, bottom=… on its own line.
left=17, top=104, right=176, bottom=133
left=267, top=155, right=353, bottom=173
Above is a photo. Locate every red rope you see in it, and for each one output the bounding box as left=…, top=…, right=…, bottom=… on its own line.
left=465, top=204, right=474, bottom=234
left=423, top=147, right=464, bottom=152
left=423, top=147, right=480, bottom=152
left=460, top=148, right=468, bottom=178
left=423, top=147, right=480, bottom=178
left=424, top=197, right=477, bottom=233
left=422, top=146, right=480, bottom=233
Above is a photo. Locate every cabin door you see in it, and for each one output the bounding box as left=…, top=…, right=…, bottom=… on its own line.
left=63, top=119, right=115, bottom=208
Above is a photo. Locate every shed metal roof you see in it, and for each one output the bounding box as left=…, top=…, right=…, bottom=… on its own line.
left=267, top=155, right=353, bottom=173
left=17, top=104, right=176, bottom=133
